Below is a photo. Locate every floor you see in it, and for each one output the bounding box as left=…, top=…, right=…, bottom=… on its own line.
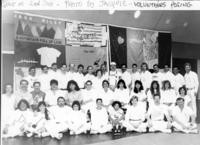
left=2, top=125, right=200, bottom=145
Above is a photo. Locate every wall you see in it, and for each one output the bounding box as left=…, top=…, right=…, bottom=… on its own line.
left=172, top=42, right=200, bottom=59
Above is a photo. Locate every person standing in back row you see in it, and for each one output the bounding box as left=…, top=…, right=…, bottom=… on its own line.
left=184, top=63, right=199, bottom=117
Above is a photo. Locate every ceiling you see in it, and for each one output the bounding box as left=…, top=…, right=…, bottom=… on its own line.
left=2, top=10, right=200, bottom=44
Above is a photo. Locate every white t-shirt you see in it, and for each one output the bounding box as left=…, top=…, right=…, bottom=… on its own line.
left=131, top=71, right=141, bottom=89
left=37, top=47, right=61, bottom=67
left=97, top=89, right=114, bottom=106
left=148, top=103, right=168, bottom=121
left=121, top=71, right=132, bottom=87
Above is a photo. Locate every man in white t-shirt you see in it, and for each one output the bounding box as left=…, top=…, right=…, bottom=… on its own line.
left=131, top=64, right=141, bottom=89
left=140, top=62, right=152, bottom=93
left=73, top=64, right=85, bottom=89
left=121, top=64, right=131, bottom=88
left=152, top=64, right=163, bottom=87
left=108, top=62, right=121, bottom=90
left=57, top=64, right=69, bottom=89
left=184, top=63, right=199, bottom=117
left=37, top=47, right=61, bottom=67
left=38, top=65, right=51, bottom=91
left=162, top=64, right=175, bottom=88
left=24, top=66, right=39, bottom=91
left=172, top=67, right=185, bottom=95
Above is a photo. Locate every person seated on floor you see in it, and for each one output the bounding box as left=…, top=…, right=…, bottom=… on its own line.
left=124, top=96, right=147, bottom=133
left=25, top=103, right=46, bottom=137
left=2, top=99, right=32, bottom=138
left=68, top=101, right=91, bottom=135
left=147, top=95, right=172, bottom=133
left=46, top=97, right=72, bottom=140
left=171, top=97, right=198, bottom=134
left=108, top=101, right=125, bottom=135
left=90, top=98, right=112, bottom=134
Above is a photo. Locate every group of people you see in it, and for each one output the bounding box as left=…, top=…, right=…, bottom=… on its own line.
left=2, top=61, right=199, bottom=139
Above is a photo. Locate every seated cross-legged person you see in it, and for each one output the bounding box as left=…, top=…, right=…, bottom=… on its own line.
left=68, top=101, right=91, bottom=135
left=90, top=98, right=112, bottom=134
left=171, top=97, right=198, bottom=134
left=124, top=96, right=147, bottom=132
left=147, top=95, right=172, bottom=133
left=46, top=97, right=72, bottom=140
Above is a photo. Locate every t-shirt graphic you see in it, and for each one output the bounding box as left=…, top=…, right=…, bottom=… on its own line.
left=16, top=20, right=24, bottom=35
left=37, top=47, right=61, bottom=67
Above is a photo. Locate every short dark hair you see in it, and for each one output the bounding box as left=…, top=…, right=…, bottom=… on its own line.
left=57, top=96, right=66, bottom=102
left=33, top=81, right=41, bottom=86
left=50, top=79, right=58, bottom=86
left=67, top=80, right=80, bottom=92
left=51, top=63, right=57, bottom=66
left=150, top=81, right=160, bottom=95
left=41, top=65, right=48, bottom=70
left=96, top=98, right=103, bottom=103
left=184, top=62, right=191, bottom=68
left=132, top=63, right=137, bottom=67
left=153, top=64, right=158, bottom=68
left=176, top=97, right=185, bottom=102
left=102, top=79, right=109, bottom=87
left=78, top=64, right=84, bottom=69
left=29, top=66, right=36, bottom=72
left=20, top=79, right=29, bottom=85
left=72, top=101, right=81, bottom=110
left=141, top=62, right=149, bottom=69
left=117, top=79, right=127, bottom=89
left=112, top=101, right=122, bottom=108
left=96, top=69, right=102, bottom=76
left=17, top=99, right=30, bottom=110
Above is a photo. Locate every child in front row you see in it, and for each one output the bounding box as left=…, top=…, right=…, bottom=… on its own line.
left=108, top=101, right=125, bottom=134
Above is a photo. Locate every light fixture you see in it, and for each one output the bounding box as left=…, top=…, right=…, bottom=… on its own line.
left=183, top=22, right=188, bottom=27
left=109, top=10, right=115, bottom=15
left=134, top=10, right=141, bottom=19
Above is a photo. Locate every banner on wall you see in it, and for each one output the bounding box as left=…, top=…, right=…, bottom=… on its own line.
left=65, top=21, right=108, bottom=68
left=65, top=22, right=107, bottom=47
left=109, top=26, right=170, bottom=69
left=14, top=12, right=66, bottom=67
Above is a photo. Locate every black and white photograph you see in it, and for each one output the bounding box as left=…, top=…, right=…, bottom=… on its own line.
left=1, top=1, right=200, bottom=145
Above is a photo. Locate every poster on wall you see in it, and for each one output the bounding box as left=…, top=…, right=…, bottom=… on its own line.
left=109, top=25, right=160, bottom=69
left=65, top=22, right=107, bottom=47
left=65, top=21, right=108, bottom=68
left=14, top=12, right=66, bottom=67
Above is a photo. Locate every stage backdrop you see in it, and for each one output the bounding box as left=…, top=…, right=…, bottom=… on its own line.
left=14, top=12, right=66, bottom=68
left=65, top=21, right=108, bottom=68
left=109, top=26, right=171, bottom=69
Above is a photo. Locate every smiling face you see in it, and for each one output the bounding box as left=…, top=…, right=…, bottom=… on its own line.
left=20, top=80, right=28, bottom=91
left=38, top=104, right=46, bottom=113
